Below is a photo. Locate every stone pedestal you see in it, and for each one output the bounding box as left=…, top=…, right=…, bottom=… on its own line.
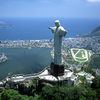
left=50, top=62, right=64, bottom=76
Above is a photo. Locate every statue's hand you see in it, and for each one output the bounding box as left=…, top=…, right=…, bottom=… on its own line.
left=48, top=27, right=51, bottom=29
left=65, top=31, right=67, bottom=33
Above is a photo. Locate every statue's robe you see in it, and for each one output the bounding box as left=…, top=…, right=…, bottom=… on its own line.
left=50, top=26, right=67, bottom=65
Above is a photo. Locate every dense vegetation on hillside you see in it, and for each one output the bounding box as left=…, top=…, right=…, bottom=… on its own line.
left=1, top=77, right=100, bottom=100
left=91, top=26, right=100, bottom=34
left=88, top=55, right=100, bottom=69
left=0, top=89, right=34, bottom=100
left=78, top=26, right=100, bottom=37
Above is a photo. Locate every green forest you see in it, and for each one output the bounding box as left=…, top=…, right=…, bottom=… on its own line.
left=0, top=74, right=100, bottom=100
left=89, top=55, right=100, bottom=69
left=78, top=26, right=100, bottom=37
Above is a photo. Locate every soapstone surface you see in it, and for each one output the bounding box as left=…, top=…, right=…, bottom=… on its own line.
left=49, top=20, right=67, bottom=65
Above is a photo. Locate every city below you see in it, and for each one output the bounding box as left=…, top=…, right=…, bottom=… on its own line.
left=0, top=36, right=100, bottom=52
left=0, top=36, right=100, bottom=78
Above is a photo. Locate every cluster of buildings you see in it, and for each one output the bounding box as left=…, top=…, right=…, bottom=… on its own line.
left=76, top=71, right=95, bottom=83
left=63, top=36, right=100, bottom=53
left=0, top=39, right=53, bottom=49
left=0, top=40, right=36, bottom=49
left=0, top=36, right=100, bottom=52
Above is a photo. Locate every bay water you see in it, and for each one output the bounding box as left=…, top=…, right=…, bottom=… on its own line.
left=0, top=47, right=53, bottom=80
left=0, top=17, right=100, bottom=40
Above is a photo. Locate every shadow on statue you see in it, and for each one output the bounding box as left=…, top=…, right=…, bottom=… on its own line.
left=50, top=62, right=64, bottom=76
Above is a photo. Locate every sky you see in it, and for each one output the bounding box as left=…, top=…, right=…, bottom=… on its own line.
left=0, top=0, right=100, bottom=18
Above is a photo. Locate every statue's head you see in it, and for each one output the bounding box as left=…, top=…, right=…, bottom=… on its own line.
left=55, top=20, right=60, bottom=27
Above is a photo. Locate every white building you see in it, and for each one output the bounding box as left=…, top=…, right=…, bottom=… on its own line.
left=38, top=67, right=79, bottom=86
left=76, top=71, right=95, bottom=83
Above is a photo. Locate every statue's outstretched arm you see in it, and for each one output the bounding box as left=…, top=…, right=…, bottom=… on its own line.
left=48, top=27, right=52, bottom=29
left=48, top=27, right=55, bottom=33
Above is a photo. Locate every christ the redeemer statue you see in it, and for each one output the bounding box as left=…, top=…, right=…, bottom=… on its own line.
left=49, top=20, right=67, bottom=65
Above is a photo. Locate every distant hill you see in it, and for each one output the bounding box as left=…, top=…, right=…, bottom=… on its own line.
left=90, top=26, right=100, bottom=36
left=78, top=26, right=100, bottom=37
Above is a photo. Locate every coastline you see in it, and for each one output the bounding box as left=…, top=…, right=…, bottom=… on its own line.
left=0, top=53, right=8, bottom=63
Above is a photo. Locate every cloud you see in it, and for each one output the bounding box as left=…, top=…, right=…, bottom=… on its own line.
left=87, top=0, right=100, bottom=2
left=0, top=21, right=5, bottom=24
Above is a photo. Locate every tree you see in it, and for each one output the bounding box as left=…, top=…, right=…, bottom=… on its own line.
left=91, top=76, right=100, bottom=89
left=1, top=89, right=24, bottom=100
left=41, top=85, right=54, bottom=100
left=41, top=84, right=84, bottom=100
left=84, top=67, right=96, bottom=76
left=33, top=94, right=41, bottom=100
left=96, top=89, right=100, bottom=99
left=88, top=55, right=100, bottom=69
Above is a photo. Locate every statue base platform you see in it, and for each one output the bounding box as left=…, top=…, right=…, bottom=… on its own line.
left=50, top=62, right=64, bottom=76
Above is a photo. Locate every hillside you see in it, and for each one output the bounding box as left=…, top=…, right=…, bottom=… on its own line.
left=88, top=55, right=100, bottom=69
left=90, top=26, right=100, bottom=36
left=78, top=26, right=100, bottom=37
left=91, top=26, right=100, bottom=33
